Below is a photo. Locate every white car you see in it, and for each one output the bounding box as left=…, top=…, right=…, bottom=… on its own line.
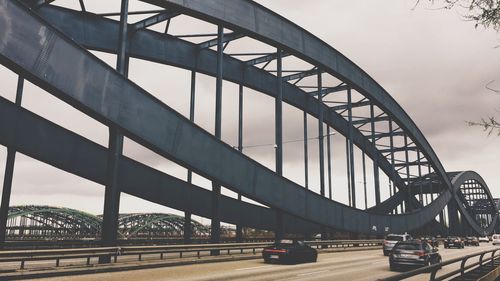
left=492, top=234, right=500, bottom=245
left=383, top=233, right=412, bottom=256
left=479, top=236, right=490, bottom=243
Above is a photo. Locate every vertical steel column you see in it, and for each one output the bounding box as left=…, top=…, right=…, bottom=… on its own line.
left=236, top=84, right=244, bottom=243
left=327, top=126, right=332, bottom=200
left=417, top=150, right=423, bottom=206
left=347, top=88, right=356, bottom=208
left=303, top=112, right=309, bottom=189
left=447, top=200, right=460, bottom=235
left=404, top=135, right=411, bottom=213
left=275, top=49, right=284, bottom=241
left=184, top=70, right=196, bottom=244
left=210, top=26, right=224, bottom=254
left=317, top=71, right=327, bottom=241
left=370, top=104, right=380, bottom=205
left=388, top=120, right=397, bottom=214
left=317, top=72, right=325, bottom=198
left=100, top=0, right=128, bottom=263
left=0, top=76, right=23, bottom=247
left=346, top=138, right=351, bottom=206
left=362, top=152, right=367, bottom=209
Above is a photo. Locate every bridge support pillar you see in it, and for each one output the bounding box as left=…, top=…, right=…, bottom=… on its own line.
left=447, top=200, right=460, bottom=235
left=0, top=76, right=23, bottom=247
left=370, top=103, right=381, bottom=205
left=100, top=0, right=128, bottom=263
left=210, top=25, right=224, bottom=255
left=184, top=70, right=197, bottom=245
left=236, top=84, right=244, bottom=243
left=273, top=48, right=285, bottom=241
left=347, top=88, right=356, bottom=208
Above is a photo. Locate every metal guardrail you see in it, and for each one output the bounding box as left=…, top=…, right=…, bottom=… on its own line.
left=0, top=239, right=382, bottom=270
left=2, top=238, right=279, bottom=249
left=377, top=249, right=500, bottom=281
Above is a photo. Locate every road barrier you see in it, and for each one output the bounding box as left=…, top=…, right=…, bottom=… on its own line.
left=377, top=248, right=500, bottom=281
left=0, top=239, right=382, bottom=270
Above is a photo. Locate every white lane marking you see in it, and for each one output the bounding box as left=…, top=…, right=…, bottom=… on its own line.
left=297, top=270, right=329, bottom=276
left=234, top=265, right=272, bottom=271
left=371, top=260, right=386, bottom=264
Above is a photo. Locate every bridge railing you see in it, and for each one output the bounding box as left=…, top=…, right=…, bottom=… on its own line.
left=0, top=239, right=382, bottom=270
left=377, top=248, right=500, bottom=281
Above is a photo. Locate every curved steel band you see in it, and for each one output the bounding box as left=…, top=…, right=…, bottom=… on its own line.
left=0, top=0, right=496, bottom=235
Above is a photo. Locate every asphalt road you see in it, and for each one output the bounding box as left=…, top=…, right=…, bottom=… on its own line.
left=35, top=243, right=498, bottom=281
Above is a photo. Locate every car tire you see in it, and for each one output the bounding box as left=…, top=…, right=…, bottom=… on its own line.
left=383, top=250, right=389, bottom=256
left=389, top=263, right=396, bottom=271
left=311, top=254, right=318, bottom=263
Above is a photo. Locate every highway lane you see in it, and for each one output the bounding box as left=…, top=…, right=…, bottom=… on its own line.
left=36, top=243, right=499, bottom=281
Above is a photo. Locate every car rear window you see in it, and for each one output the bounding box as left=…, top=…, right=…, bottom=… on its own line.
left=394, top=243, right=421, bottom=250
left=387, top=235, right=404, bottom=241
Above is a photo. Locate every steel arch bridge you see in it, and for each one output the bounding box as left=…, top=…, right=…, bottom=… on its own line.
left=0, top=0, right=497, bottom=250
left=117, top=213, right=209, bottom=239
left=5, top=206, right=210, bottom=239
left=6, top=205, right=101, bottom=239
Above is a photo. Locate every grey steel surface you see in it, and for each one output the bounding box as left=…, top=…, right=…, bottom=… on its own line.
left=0, top=97, right=319, bottom=233
left=0, top=0, right=497, bottom=241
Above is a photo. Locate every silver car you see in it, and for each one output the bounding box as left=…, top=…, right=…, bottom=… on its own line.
left=383, top=233, right=412, bottom=256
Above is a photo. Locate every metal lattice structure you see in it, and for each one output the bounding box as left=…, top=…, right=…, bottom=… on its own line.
left=6, top=206, right=210, bottom=240
left=0, top=0, right=498, bottom=254
left=6, top=205, right=101, bottom=239
left=117, top=213, right=209, bottom=239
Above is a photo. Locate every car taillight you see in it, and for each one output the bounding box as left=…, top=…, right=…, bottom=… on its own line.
left=263, top=249, right=287, bottom=253
left=414, top=251, right=425, bottom=257
left=384, top=241, right=389, bottom=245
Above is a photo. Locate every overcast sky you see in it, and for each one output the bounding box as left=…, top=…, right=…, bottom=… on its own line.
left=0, top=0, right=499, bottom=225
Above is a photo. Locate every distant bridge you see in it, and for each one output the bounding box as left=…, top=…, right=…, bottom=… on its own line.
left=5, top=205, right=210, bottom=240
left=0, top=0, right=498, bottom=261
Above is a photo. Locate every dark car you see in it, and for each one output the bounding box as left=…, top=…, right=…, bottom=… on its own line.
left=389, top=240, right=441, bottom=271
left=444, top=237, right=464, bottom=248
left=262, top=239, right=317, bottom=264
left=421, top=236, right=439, bottom=248
left=465, top=237, right=479, bottom=246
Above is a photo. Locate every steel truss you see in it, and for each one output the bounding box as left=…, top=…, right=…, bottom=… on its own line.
left=6, top=206, right=210, bottom=240
left=0, top=0, right=497, bottom=253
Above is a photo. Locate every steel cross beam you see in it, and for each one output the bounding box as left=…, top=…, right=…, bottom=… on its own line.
left=331, top=100, right=370, bottom=111
left=25, top=0, right=55, bottom=7
left=352, top=115, right=390, bottom=125
left=198, top=32, right=244, bottom=49
left=131, top=10, right=181, bottom=31
left=379, top=146, right=418, bottom=153
left=245, top=51, right=290, bottom=66
left=282, top=68, right=319, bottom=82
left=309, top=84, right=349, bottom=97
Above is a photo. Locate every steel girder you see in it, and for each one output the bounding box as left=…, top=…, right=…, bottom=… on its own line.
left=0, top=96, right=320, bottom=234
left=0, top=0, right=497, bottom=236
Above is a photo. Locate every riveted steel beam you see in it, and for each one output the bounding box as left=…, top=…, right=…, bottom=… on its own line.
left=198, top=32, right=244, bottom=49
left=331, top=100, right=370, bottom=111
left=131, top=10, right=181, bottom=31
left=282, top=68, right=319, bottom=82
